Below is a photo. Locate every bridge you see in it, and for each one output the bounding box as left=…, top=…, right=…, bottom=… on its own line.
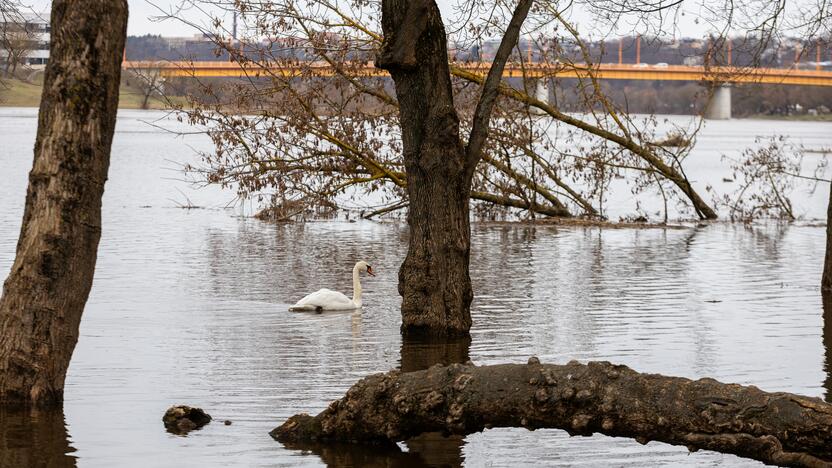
left=122, top=60, right=832, bottom=119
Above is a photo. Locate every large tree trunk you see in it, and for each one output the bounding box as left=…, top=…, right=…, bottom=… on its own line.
left=377, top=0, right=532, bottom=335
left=377, top=0, right=473, bottom=335
left=272, top=360, right=832, bottom=468
left=0, top=0, right=127, bottom=406
left=822, top=182, right=832, bottom=292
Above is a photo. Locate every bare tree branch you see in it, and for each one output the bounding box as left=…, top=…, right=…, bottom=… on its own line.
left=466, top=0, right=533, bottom=168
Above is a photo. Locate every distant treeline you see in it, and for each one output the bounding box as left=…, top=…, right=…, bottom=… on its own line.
left=127, top=34, right=831, bottom=67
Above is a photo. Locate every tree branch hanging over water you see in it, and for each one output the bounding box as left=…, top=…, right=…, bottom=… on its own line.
left=273, top=360, right=832, bottom=468
left=171, top=0, right=739, bottom=222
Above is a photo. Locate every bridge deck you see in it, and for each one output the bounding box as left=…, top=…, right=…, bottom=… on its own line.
left=122, top=61, right=832, bottom=87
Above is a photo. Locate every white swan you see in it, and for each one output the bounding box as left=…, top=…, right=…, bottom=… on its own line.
left=289, top=261, right=375, bottom=312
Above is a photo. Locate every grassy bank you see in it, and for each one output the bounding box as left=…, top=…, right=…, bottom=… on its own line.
left=0, top=77, right=181, bottom=109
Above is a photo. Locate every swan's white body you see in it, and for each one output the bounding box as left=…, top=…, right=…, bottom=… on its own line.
left=291, top=288, right=357, bottom=311
left=289, top=261, right=374, bottom=312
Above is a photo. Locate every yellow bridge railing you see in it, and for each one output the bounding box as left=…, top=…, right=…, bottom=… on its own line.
left=122, top=60, right=832, bottom=87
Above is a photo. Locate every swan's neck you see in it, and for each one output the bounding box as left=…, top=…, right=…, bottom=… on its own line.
left=352, top=265, right=362, bottom=307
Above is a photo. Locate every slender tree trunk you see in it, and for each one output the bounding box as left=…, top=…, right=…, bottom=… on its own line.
left=273, top=360, right=832, bottom=468
left=0, top=0, right=128, bottom=406
left=823, top=295, right=832, bottom=403
left=822, top=182, right=832, bottom=292
left=377, top=0, right=473, bottom=335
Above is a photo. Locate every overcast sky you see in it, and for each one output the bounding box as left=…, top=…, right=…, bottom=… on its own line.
left=20, top=0, right=806, bottom=39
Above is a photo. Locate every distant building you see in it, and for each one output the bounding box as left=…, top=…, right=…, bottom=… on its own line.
left=1, top=12, right=51, bottom=69
left=683, top=56, right=703, bottom=66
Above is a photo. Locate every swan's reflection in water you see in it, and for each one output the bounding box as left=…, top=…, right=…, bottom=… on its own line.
left=0, top=408, right=76, bottom=468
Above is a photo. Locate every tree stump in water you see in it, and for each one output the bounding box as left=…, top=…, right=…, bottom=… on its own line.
left=163, top=405, right=212, bottom=435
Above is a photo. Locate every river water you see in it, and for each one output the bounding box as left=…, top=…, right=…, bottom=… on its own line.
left=0, top=107, right=831, bottom=467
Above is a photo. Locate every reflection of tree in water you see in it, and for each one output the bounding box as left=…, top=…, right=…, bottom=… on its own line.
left=279, top=334, right=471, bottom=467
left=278, top=440, right=427, bottom=467
left=399, top=333, right=472, bottom=373
left=824, top=295, right=832, bottom=403
left=737, top=223, right=789, bottom=261
left=0, top=408, right=76, bottom=468
left=400, top=334, right=471, bottom=468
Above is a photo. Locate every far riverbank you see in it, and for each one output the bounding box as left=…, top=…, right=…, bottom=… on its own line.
left=3, top=76, right=832, bottom=121
left=0, top=77, right=181, bottom=110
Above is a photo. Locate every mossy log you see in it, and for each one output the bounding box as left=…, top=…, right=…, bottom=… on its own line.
left=272, top=360, right=832, bottom=468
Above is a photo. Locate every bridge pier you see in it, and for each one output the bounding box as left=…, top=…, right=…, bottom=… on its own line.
left=528, top=78, right=551, bottom=115
left=534, top=78, right=549, bottom=103
left=704, top=84, right=731, bottom=120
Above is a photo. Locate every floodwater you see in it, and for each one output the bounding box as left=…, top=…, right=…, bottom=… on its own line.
left=0, top=107, right=831, bottom=467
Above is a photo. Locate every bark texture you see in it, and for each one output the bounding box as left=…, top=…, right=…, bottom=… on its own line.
left=272, top=360, right=832, bottom=467
left=377, top=0, right=532, bottom=335
left=823, top=182, right=832, bottom=292
left=0, top=0, right=127, bottom=406
left=377, top=0, right=473, bottom=335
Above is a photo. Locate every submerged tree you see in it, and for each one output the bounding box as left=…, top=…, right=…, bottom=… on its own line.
left=0, top=0, right=128, bottom=406
left=169, top=0, right=761, bottom=333
left=376, top=0, right=533, bottom=334
left=152, top=1, right=832, bottom=462
left=172, top=0, right=832, bottom=333
left=719, top=136, right=828, bottom=221
left=173, top=0, right=729, bottom=225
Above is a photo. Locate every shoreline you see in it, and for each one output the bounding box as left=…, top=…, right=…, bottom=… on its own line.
left=253, top=214, right=827, bottom=229
left=4, top=101, right=831, bottom=122
left=0, top=77, right=181, bottom=110
left=3, top=79, right=832, bottom=121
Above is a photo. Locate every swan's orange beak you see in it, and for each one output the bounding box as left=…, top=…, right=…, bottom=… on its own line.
left=367, top=266, right=376, bottom=277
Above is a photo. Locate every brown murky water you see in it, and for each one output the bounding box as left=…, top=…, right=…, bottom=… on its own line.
left=1, top=108, right=831, bottom=467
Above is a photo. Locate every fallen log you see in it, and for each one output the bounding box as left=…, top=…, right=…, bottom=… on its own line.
left=272, top=359, right=832, bottom=468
